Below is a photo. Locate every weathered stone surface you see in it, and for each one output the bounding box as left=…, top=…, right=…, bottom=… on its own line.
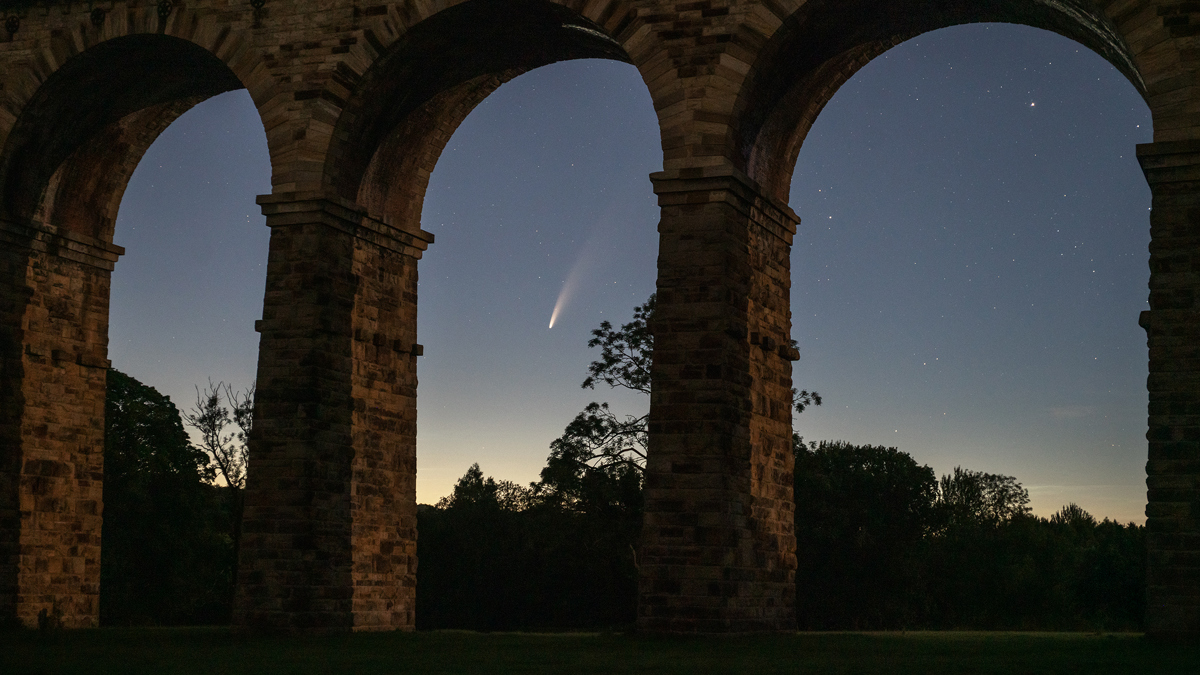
left=0, top=0, right=1195, bottom=636
left=642, top=167, right=798, bottom=632
left=1138, top=140, right=1200, bottom=641
left=0, top=220, right=119, bottom=628
left=235, top=195, right=428, bottom=631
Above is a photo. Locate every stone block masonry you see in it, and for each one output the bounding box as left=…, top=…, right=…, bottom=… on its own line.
left=641, top=167, right=798, bottom=632
left=1138, top=140, right=1200, bottom=641
left=235, top=194, right=429, bottom=631
left=0, top=220, right=120, bottom=628
left=0, top=0, right=1195, bottom=637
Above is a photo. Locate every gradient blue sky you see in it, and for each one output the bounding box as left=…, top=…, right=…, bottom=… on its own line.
left=107, top=23, right=1153, bottom=522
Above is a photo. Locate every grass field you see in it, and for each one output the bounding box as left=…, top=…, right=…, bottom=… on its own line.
left=4, top=628, right=1199, bottom=674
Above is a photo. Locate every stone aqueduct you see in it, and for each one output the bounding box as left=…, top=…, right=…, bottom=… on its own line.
left=0, top=0, right=1196, bottom=638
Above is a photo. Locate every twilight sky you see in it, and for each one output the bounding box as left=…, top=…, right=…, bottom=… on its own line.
left=108, top=23, right=1153, bottom=523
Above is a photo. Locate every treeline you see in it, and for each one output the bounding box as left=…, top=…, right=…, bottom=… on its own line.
left=415, top=440, right=1144, bottom=632
left=416, top=463, right=642, bottom=630
left=100, top=368, right=645, bottom=628
left=102, top=369, right=1144, bottom=630
left=791, top=439, right=1144, bottom=631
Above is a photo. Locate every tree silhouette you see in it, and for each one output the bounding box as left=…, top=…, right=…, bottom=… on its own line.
left=102, top=369, right=233, bottom=625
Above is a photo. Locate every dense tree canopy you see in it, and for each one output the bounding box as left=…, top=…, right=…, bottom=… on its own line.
left=793, top=438, right=938, bottom=628
left=936, top=466, right=1032, bottom=529
left=102, top=369, right=235, bottom=625
left=416, top=464, right=639, bottom=630
left=791, top=436, right=1144, bottom=630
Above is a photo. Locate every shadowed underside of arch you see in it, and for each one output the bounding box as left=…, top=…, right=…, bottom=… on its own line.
left=327, top=0, right=631, bottom=223
left=0, top=34, right=244, bottom=234
left=734, top=0, right=1143, bottom=201
left=0, top=31, right=254, bottom=629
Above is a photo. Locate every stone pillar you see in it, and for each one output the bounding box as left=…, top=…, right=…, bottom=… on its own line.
left=1138, top=140, right=1200, bottom=641
left=0, top=220, right=120, bottom=628
left=234, top=194, right=430, bottom=632
left=638, top=167, right=799, bottom=633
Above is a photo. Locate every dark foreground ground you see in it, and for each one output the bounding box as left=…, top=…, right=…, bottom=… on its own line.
left=4, top=628, right=1198, bottom=674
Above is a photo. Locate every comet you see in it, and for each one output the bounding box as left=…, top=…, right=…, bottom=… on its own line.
left=548, top=261, right=583, bottom=328
left=548, top=240, right=598, bottom=329
left=547, top=198, right=622, bottom=328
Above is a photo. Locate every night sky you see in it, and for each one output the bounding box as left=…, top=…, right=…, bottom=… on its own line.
left=107, top=23, right=1153, bottom=522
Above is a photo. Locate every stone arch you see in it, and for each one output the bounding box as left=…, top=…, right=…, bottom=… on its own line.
left=0, top=11, right=269, bottom=629
left=632, top=0, right=1197, bottom=636
left=731, top=0, right=1149, bottom=202
left=0, top=39, right=236, bottom=239
left=687, top=0, right=1200, bottom=640
left=0, top=0, right=1191, bottom=638
left=323, top=0, right=642, bottom=227
left=235, top=0, right=662, bottom=632
left=0, top=11, right=269, bottom=239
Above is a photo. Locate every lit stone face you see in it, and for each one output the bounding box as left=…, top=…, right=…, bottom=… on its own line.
left=0, top=0, right=1195, bottom=637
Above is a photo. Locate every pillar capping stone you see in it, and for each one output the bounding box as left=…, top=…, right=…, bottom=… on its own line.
left=1137, top=139, right=1200, bottom=184
left=0, top=219, right=124, bottom=271
left=649, top=166, right=798, bottom=244
left=257, top=192, right=435, bottom=258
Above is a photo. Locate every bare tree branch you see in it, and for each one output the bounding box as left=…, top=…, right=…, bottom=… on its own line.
left=183, top=380, right=252, bottom=490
